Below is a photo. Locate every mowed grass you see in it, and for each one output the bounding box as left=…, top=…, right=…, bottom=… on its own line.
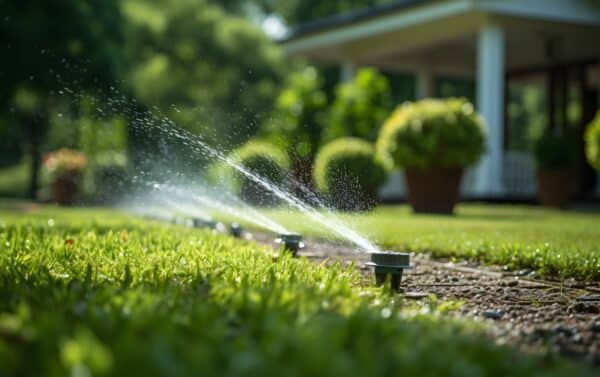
left=258, top=204, right=600, bottom=281
left=0, top=205, right=591, bottom=376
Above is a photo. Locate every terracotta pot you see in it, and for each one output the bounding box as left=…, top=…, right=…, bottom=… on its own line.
left=536, top=168, right=575, bottom=207
left=51, top=174, right=81, bottom=205
left=404, top=167, right=463, bottom=214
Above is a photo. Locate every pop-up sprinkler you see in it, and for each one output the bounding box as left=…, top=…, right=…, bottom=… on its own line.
left=275, top=233, right=304, bottom=256
left=229, top=222, right=243, bottom=238
left=366, top=252, right=410, bottom=291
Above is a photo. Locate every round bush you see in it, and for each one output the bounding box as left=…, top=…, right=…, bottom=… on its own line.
left=376, top=98, right=486, bottom=170
left=231, top=140, right=290, bottom=205
left=585, top=111, right=600, bottom=171
left=314, top=138, right=387, bottom=210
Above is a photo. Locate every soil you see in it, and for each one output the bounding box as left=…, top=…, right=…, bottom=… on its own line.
left=251, top=232, right=600, bottom=367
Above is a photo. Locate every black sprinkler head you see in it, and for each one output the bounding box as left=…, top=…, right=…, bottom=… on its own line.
left=275, top=233, right=304, bottom=256
left=366, top=251, right=410, bottom=291
left=229, top=223, right=243, bottom=238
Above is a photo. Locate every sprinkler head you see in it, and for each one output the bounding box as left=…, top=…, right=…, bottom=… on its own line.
left=275, top=233, right=304, bottom=256
left=229, top=223, right=243, bottom=238
left=366, top=251, right=410, bottom=291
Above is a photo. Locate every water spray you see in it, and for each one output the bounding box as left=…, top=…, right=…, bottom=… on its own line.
left=366, top=252, right=410, bottom=291
left=275, top=233, right=304, bottom=256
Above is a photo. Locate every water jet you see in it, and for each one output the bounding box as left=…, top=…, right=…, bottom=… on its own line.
left=366, top=252, right=410, bottom=291
left=275, top=233, right=304, bottom=256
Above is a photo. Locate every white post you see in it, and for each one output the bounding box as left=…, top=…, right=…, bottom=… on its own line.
left=473, top=24, right=505, bottom=197
left=416, top=68, right=435, bottom=99
left=340, top=61, right=356, bottom=82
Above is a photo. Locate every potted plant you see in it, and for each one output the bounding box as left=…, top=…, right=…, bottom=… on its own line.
left=533, top=132, right=578, bottom=207
left=376, top=98, right=486, bottom=214
left=42, top=148, right=87, bottom=205
left=585, top=111, right=600, bottom=172
left=313, top=138, right=387, bottom=211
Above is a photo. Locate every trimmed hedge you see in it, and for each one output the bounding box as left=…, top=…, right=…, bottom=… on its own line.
left=314, top=138, right=387, bottom=210
left=585, top=111, right=600, bottom=171
left=376, top=98, right=486, bottom=170
left=231, top=140, right=289, bottom=205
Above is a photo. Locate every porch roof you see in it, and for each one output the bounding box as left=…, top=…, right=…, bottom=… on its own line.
left=280, top=0, right=600, bottom=77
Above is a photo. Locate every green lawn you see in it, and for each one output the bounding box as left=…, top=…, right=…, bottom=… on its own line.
left=255, top=204, right=600, bottom=281
left=0, top=205, right=590, bottom=376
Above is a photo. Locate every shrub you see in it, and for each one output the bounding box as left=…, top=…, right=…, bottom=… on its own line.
left=326, top=67, right=392, bottom=142
left=534, top=132, right=578, bottom=170
left=314, top=138, right=387, bottom=210
left=585, top=111, right=600, bottom=171
left=376, top=98, right=486, bottom=170
left=231, top=140, right=290, bottom=205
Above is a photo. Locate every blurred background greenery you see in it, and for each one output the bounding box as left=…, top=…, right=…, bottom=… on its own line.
left=0, top=0, right=556, bottom=202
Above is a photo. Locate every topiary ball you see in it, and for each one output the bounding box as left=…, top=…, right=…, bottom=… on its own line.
left=585, top=111, right=600, bottom=171
left=231, top=140, right=290, bottom=205
left=313, top=138, right=387, bottom=211
left=376, top=98, right=486, bottom=170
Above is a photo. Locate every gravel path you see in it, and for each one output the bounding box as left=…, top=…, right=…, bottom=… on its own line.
left=251, top=232, right=600, bottom=366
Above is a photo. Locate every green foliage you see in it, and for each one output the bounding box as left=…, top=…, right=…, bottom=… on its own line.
left=533, top=132, right=578, bottom=170
left=0, top=207, right=591, bottom=376
left=232, top=140, right=290, bottom=183
left=313, top=138, right=387, bottom=210
left=124, top=0, right=285, bottom=146
left=326, top=68, right=392, bottom=142
left=91, top=152, right=130, bottom=202
left=264, top=67, right=328, bottom=160
left=376, top=98, right=486, bottom=170
left=585, top=111, right=600, bottom=171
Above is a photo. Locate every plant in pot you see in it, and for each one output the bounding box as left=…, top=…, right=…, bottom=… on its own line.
left=585, top=111, right=600, bottom=172
left=231, top=140, right=290, bottom=206
left=313, top=138, right=387, bottom=211
left=533, top=132, right=578, bottom=207
left=376, top=98, right=486, bottom=214
left=42, top=148, right=87, bottom=205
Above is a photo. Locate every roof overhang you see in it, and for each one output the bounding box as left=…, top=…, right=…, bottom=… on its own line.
left=280, top=0, right=600, bottom=76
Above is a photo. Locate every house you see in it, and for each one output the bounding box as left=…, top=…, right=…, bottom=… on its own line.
left=279, top=0, right=600, bottom=200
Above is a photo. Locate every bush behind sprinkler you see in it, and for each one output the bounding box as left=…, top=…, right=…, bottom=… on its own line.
left=192, top=217, right=217, bottom=229
left=366, top=251, right=410, bottom=291
left=275, top=233, right=304, bottom=256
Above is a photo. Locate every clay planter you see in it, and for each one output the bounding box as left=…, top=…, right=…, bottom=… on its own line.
left=536, top=168, right=575, bottom=207
left=275, top=233, right=304, bottom=256
left=366, top=251, right=410, bottom=291
left=404, top=167, right=463, bottom=214
left=51, top=174, right=81, bottom=205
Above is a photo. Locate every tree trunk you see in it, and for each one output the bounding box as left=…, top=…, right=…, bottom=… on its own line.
left=24, top=113, right=47, bottom=200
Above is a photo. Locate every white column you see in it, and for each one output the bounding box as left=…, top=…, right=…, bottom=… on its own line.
left=340, top=61, right=356, bottom=82
left=473, top=24, right=505, bottom=197
left=416, top=68, right=435, bottom=99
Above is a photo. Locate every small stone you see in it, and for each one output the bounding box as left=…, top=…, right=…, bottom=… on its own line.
left=482, top=309, right=505, bottom=320
left=577, top=294, right=600, bottom=302
left=507, top=279, right=519, bottom=287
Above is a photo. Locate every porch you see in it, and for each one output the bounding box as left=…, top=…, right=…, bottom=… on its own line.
left=280, top=0, right=600, bottom=199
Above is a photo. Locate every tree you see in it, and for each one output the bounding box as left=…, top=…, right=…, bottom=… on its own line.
left=326, top=67, right=392, bottom=142
left=0, top=0, right=126, bottom=198
left=123, top=0, right=285, bottom=149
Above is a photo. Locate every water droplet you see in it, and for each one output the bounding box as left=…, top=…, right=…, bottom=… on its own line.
left=57, top=113, right=63, bottom=117
left=48, top=219, right=55, bottom=226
